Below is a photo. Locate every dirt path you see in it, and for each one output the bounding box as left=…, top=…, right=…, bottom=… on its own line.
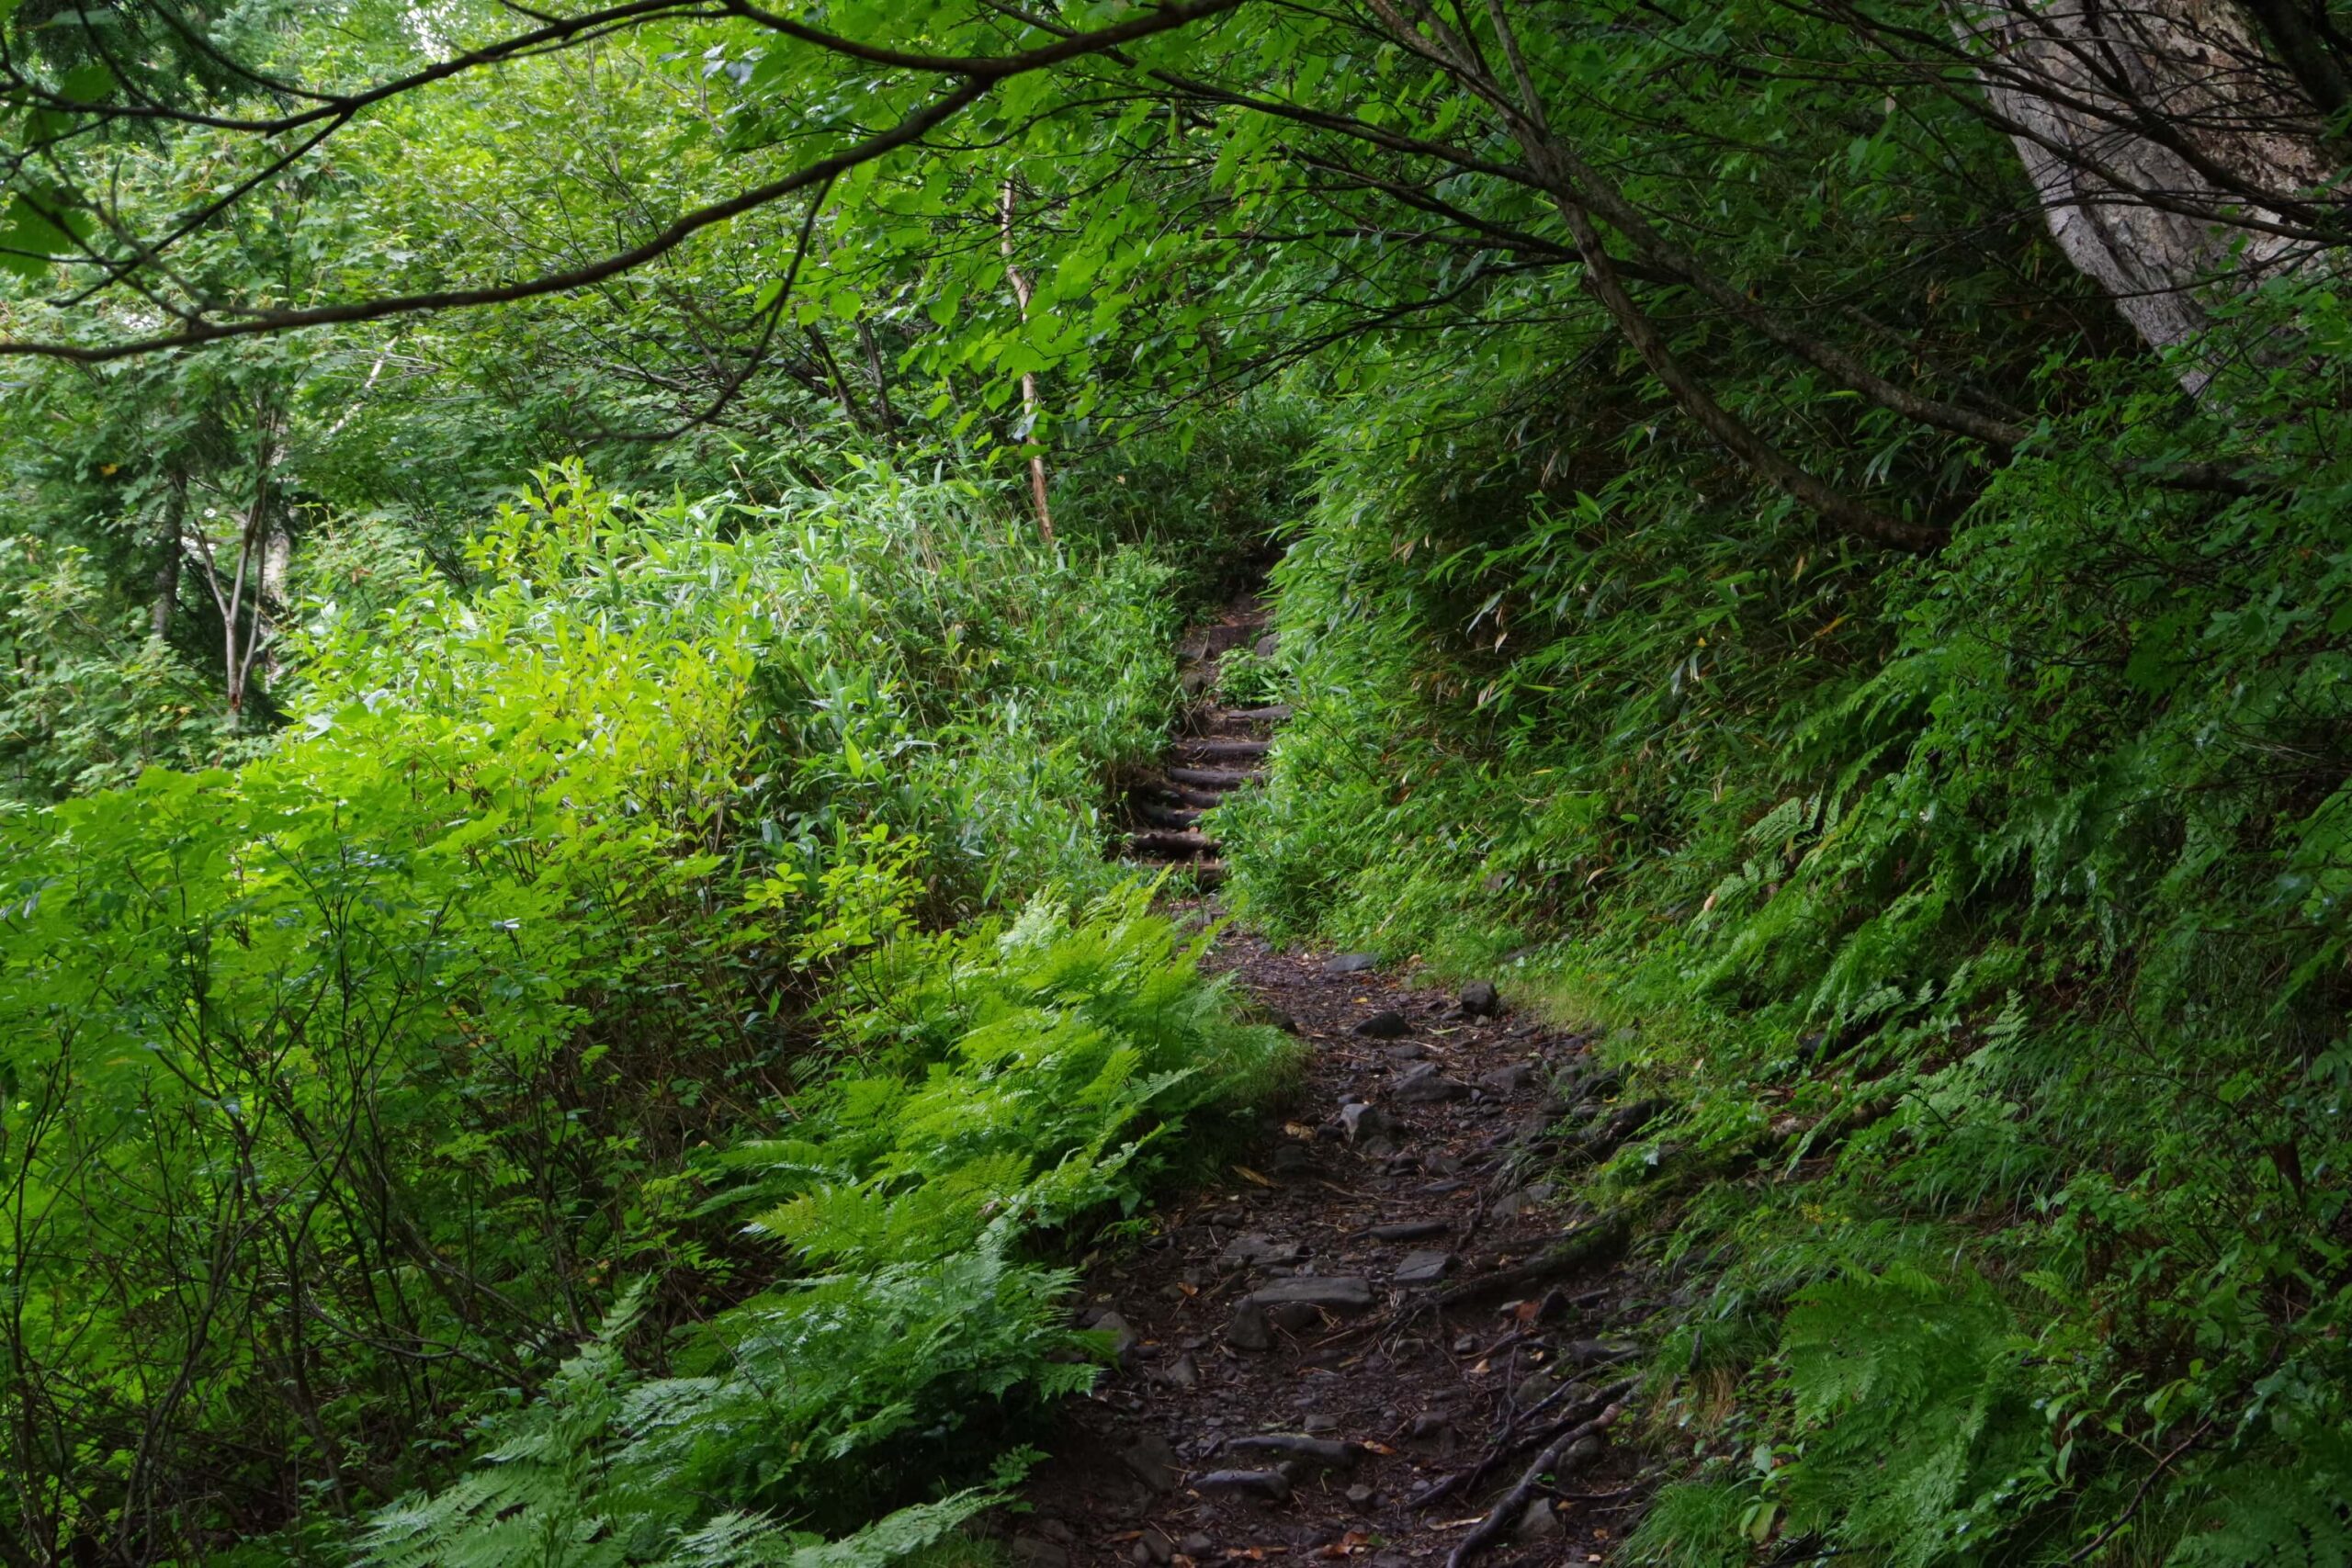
left=1019, top=604, right=1653, bottom=1568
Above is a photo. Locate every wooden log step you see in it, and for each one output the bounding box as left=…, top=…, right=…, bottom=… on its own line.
left=1166, top=766, right=1256, bottom=790
left=1135, top=780, right=1226, bottom=810
left=1218, top=705, right=1293, bottom=724
left=1127, top=829, right=1220, bottom=856
left=1135, top=800, right=1203, bottom=829
left=1175, top=738, right=1271, bottom=761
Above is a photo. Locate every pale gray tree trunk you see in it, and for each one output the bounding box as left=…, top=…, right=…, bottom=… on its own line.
left=1961, top=0, right=2335, bottom=384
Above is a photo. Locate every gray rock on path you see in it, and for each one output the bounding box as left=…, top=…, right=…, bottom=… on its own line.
left=1514, top=1499, right=1564, bottom=1542
left=1092, top=1310, right=1138, bottom=1365
left=1478, top=1062, right=1538, bottom=1096
left=1368, top=1218, right=1448, bottom=1241
left=1179, top=1536, right=1214, bottom=1559
left=1124, top=1434, right=1182, bottom=1492
left=1226, top=1301, right=1274, bottom=1351
left=1247, top=1275, right=1376, bottom=1313
left=1217, top=1233, right=1304, bottom=1269
left=1459, top=979, right=1502, bottom=1016
left=1393, top=1248, right=1453, bottom=1285
left=1196, top=1469, right=1292, bottom=1503
left=1133, top=1530, right=1175, bottom=1566
left=1390, top=1062, right=1470, bottom=1104
left=1267, top=1301, right=1321, bottom=1333
left=1352, top=1010, right=1410, bottom=1038
left=1323, top=952, right=1380, bottom=976
left=1492, top=1180, right=1555, bottom=1217
left=1224, top=1434, right=1361, bottom=1471
left=1339, top=1101, right=1400, bottom=1147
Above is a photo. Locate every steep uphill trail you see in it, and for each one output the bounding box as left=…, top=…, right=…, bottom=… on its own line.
left=1018, top=613, right=1658, bottom=1568
left=1114, top=592, right=1284, bottom=889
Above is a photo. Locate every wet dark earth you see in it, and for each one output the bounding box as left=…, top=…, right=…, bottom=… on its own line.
left=1016, top=930, right=1656, bottom=1568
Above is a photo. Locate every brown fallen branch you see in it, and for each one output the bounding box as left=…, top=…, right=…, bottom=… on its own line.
left=1436, top=1213, right=1631, bottom=1307
left=1445, top=1399, right=1626, bottom=1568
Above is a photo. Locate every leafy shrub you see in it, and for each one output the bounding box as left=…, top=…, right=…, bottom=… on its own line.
left=0, top=463, right=1235, bottom=1562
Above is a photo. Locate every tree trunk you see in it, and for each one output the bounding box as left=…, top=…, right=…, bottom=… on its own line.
left=1960, top=0, right=2335, bottom=385
left=999, top=177, right=1056, bottom=543
left=151, top=479, right=185, bottom=642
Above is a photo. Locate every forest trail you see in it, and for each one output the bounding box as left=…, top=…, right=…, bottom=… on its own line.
left=1017, top=608, right=1653, bottom=1568
left=1115, top=592, right=1285, bottom=888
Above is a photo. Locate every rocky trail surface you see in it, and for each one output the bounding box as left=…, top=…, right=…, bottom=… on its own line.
left=1019, top=607, right=1657, bottom=1568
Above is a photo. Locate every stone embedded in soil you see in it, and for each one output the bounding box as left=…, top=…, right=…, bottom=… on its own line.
left=1093, top=1311, right=1139, bottom=1364
left=1217, top=1234, right=1303, bottom=1269
left=1478, top=1062, right=1538, bottom=1095
left=1162, top=1352, right=1200, bottom=1389
left=1179, top=1535, right=1214, bottom=1558
left=1267, top=1301, right=1321, bottom=1333
left=1459, top=979, right=1502, bottom=1016
left=1383, top=1042, right=1425, bottom=1061
left=1390, top=1063, right=1470, bottom=1103
left=1323, top=952, right=1381, bottom=976
left=1247, top=1275, right=1376, bottom=1313
left=1302, top=1412, right=1339, bottom=1434
left=1408, top=1412, right=1451, bottom=1440
left=1515, top=1499, right=1565, bottom=1542
left=1134, top=1529, right=1175, bottom=1566
left=1339, top=1101, right=1400, bottom=1145
left=1224, top=1434, right=1361, bottom=1471
left=1226, top=1302, right=1274, bottom=1351
left=1393, top=1248, right=1453, bottom=1285
left=1265, top=1142, right=1317, bottom=1176
left=1012, top=1537, right=1069, bottom=1568
left=1195, top=1469, right=1292, bottom=1503
left=1352, top=1010, right=1410, bottom=1039
left=1368, top=1218, right=1448, bottom=1241
left=1492, top=1180, right=1555, bottom=1216
left=1125, top=1433, right=1182, bottom=1492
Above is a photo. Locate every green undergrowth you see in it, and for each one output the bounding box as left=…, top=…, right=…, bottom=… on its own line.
left=0, top=463, right=1294, bottom=1564
left=1217, top=371, right=2352, bottom=1563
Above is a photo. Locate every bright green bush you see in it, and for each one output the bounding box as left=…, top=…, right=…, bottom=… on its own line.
left=0, top=463, right=1275, bottom=1563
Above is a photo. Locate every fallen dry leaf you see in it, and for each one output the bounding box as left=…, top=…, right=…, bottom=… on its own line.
left=1232, top=1165, right=1275, bottom=1188
left=1358, top=1439, right=1397, bottom=1455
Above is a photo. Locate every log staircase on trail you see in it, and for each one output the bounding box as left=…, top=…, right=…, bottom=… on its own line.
left=1118, top=596, right=1287, bottom=888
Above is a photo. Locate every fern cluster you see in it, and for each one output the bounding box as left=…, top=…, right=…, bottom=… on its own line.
left=355, top=887, right=1295, bottom=1566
